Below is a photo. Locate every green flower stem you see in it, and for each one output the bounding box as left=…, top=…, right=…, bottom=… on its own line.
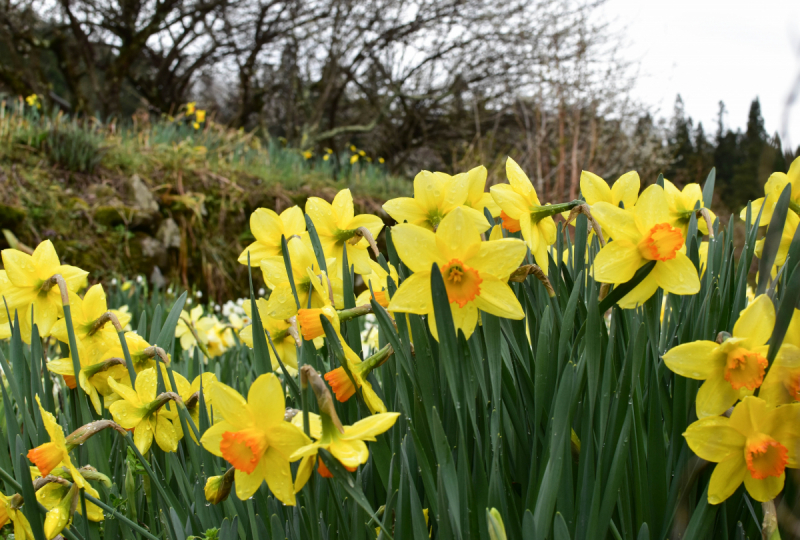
left=790, top=200, right=800, bottom=217
left=338, top=303, right=374, bottom=322
left=531, top=200, right=581, bottom=223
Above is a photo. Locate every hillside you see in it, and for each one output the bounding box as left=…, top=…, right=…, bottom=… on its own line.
left=0, top=108, right=410, bottom=299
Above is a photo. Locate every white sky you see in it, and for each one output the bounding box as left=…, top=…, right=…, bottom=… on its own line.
left=602, top=0, right=800, bottom=150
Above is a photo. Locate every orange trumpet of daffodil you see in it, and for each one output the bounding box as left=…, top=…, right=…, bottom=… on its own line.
left=591, top=184, right=700, bottom=308
left=663, top=295, right=774, bottom=417
left=199, top=374, right=310, bottom=504
left=387, top=207, right=527, bottom=341
left=684, top=396, right=800, bottom=504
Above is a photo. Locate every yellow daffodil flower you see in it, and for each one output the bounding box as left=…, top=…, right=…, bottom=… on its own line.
left=260, top=236, right=334, bottom=319
left=34, top=474, right=103, bottom=523
left=759, top=308, right=800, bottom=408
left=27, top=396, right=86, bottom=489
left=186, top=102, right=196, bottom=115
left=384, top=170, right=490, bottom=232
left=324, top=340, right=391, bottom=414
left=663, top=295, right=774, bottom=417
left=0, top=240, right=88, bottom=342
left=51, top=284, right=117, bottom=354
left=107, top=367, right=180, bottom=454
left=47, top=345, right=129, bottom=414
left=663, top=178, right=716, bottom=236
left=193, top=122, right=200, bottom=130
left=591, top=184, right=700, bottom=308
left=489, top=158, right=557, bottom=274
left=101, top=332, right=170, bottom=373
left=387, top=207, right=527, bottom=341
left=207, top=322, right=235, bottom=357
left=195, top=110, right=206, bottom=123
left=0, top=492, right=34, bottom=540
left=305, top=189, right=384, bottom=277
left=175, top=305, right=217, bottom=354
left=292, top=411, right=399, bottom=487
left=238, top=206, right=306, bottom=267
left=684, top=396, right=800, bottom=503
left=355, top=260, right=398, bottom=308
left=43, top=482, right=77, bottom=539
left=240, top=298, right=299, bottom=375
left=302, top=150, right=313, bottom=160
left=350, top=154, right=359, bottom=164
left=580, top=170, right=640, bottom=209
left=739, top=156, right=800, bottom=226
left=199, top=374, right=311, bottom=504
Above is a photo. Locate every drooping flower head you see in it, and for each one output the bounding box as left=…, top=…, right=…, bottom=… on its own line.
left=663, top=178, right=716, bottom=236
left=355, top=260, right=399, bottom=308
left=387, top=207, right=527, bottom=341
left=240, top=298, right=300, bottom=375
left=489, top=158, right=557, bottom=274
left=591, top=184, right=700, bottom=308
left=27, top=396, right=86, bottom=489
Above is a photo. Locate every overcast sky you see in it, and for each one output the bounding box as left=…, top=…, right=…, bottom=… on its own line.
left=602, top=0, right=800, bottom=150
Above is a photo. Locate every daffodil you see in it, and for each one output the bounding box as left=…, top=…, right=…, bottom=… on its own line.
left=186, top=372, right=218, bottom=426
left=101, top=332, right=170, bottom=373
left=305, top=189, right=384, bottom=277
left=355, top=260, right=398, bottom=308
left=383, top=170, right=490, bottom=231
left=199, top=374, right=311, bottom=504
left=27, top=396, right=86, bottom=489
left=663, top=295, right=773, bottom=417
left=260, top=236, right=333, bottom=319
left=292, top=408, right=399, bottom=487
left=302, top=150, right=313, bottom=160
left=240, top=298, right=299, bottom=375
left=195, top=110, right=206, bottom=123
left=32, top=469, right=104, bottom=522
left=663, top=178, right=716, bottom=236
left=204, top=467, right=235, bottom=504
left=350, top=154, right=359, bottom=164
left=739, top=156, right=800, bottom=226
left=107, top=367, right=181, bottom=454
left=580, top=170, right=640, bottom=208
left=591, top=184, right=700, bottom=308
left=684, top=397, right=800, bottom=503
left=387, top=207, right=527, bottom=341
left=47, top=347, right=129, bottom=414
left=175, top=305, right=217, bottom=355
left=206, top=322, right=235, bottom=357
left=0, top=240, right=88, bottom=342
left=237, top=207, right=306, bottom=267
left=324, top=341, right=392, bottom=414
left=489, top=158, right=558, bottom=274
left=51, top=284, right=118, bottom=353
left=186, top=102, right=196, bottom=115
left=42, top=482, right=77, bottom=539
left=0, top=492, right=34, bottom=540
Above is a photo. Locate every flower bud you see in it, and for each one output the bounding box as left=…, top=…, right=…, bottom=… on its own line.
left=204, top=468, right=235, bottom=505
left=43, top=483, right=78, bottom=540
left=487, top=508, right=506, bottom=540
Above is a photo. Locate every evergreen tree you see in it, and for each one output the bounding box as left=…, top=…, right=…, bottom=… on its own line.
left=692, top=122, right=714, bottom=184
left=730, top=98, right=768, bottom=206
left=713, top=101, right=740, bottom=209
left=666, top=95, right=696, bottom=186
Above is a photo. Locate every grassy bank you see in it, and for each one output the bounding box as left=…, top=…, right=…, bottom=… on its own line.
left=0, top=103, right=410, bottom=299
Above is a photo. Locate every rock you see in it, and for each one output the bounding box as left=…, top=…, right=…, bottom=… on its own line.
left=128, top=174, right=159, bottom=212
left=0, top=204, right=27, bottom=229
left=138, top=234, right=168, bottom=268
left=157, top=218, right=181, bottom=249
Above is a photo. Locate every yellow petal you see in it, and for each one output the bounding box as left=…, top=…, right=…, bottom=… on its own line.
left=744, top=472, right=785, bottom=503
left=592, top=240, right=643, bottom=285
left=611, top=171, right=640, bottom=209
left=234, top=456, right=268, bottom=500
left=109, top=401, right=146, bottom=430
left=683, top=416, right=745, bottom=461
left=383, top=198, right=430, bottom=228
left=489, top=184, right=529, bottom=220
left=505, top=157, right=535, bottom=201
left=451, top=302, right=480, bottom=340
left=413, top=171, right=446, bottom=213
left=2, top=248, right=36, bottom=287
left=616, top=273, right=659, bottom=309
left=269, top=422, right=311, bottom=461
left=248, top=373, right=285, bottom=425
left=652, top=254, right=700, bottom=296
left=133, top=421, right=154, bottom=454
left=733, top=294, right=775, bottom=348
left=305, top=197, right=337, bottom=235
left=209, top=382, right=251, bottom=430
left=329, top=438, right=369, bottom=469
left=200, top=420, right=238, bottom=457
left=332, top=189, right=355, bottom=225
left=590, top=202, right=640, bottom=244
left=32, top=240, right=61, bottom=280
left=579, top=171, right=612, bottom=205
left=441, top=172, right=471, bottom=212
left=473, top=275, right=524, bottom=321
left=154, top=413, right=179, bottom=452
left=343, top=412, right=401, bottom=441
left=294, top=455, right=315, bottom=493
left=387, top=272, right=432, bottom=314
left=633, top=185, right=670, bottom=234
left=435, top=208, right=481, bottom=262
left=708, top=455, right=747, bottom=504
left=695, top=374, right=740, bottom=418
left=390, top=224, right=443, bottom=273
left=466, top=238, right=527, bottom=280
left=662, top=341, right=720, bottom=379
left=728, top=396, right=766, bottom=439
left=280, top=206, right=306, bottom=236
left=135, top=367, right=158, bottom=403
left=262, top=447, right=296, bottom=506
